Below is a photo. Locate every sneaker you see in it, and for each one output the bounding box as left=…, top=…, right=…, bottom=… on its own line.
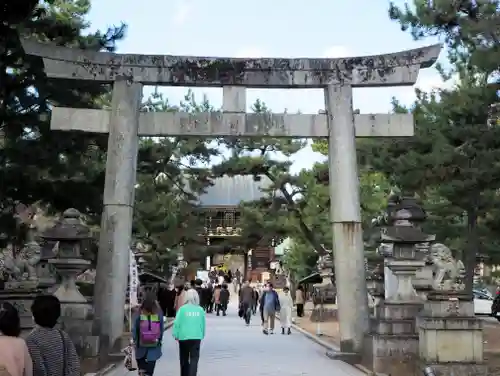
left=263, top=329, right=268, bottom=335
left=269, top=329, right=274, bottom=335
left=287, top=328, right=291, bottom=335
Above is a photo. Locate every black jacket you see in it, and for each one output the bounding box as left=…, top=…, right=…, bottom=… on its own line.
left=219, top=288, right=230, bottom=304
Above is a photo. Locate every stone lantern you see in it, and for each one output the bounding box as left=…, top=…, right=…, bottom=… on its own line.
left=41, top=208, right=93, bottom=346
left=363, top=194, right=435, bottom=375
left=311, top=251, right=336, bottom=323
left=382, top=195, right=435, bottom=302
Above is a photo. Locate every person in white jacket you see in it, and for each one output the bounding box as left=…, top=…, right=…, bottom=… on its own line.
left=278, top=287, right=293, bottom=335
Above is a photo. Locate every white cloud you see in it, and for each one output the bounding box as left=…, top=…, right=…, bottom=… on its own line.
left=172, top=1, right=192, bottom=26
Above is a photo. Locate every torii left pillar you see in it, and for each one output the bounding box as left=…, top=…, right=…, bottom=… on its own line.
left=93, top=77, right=142, bottom=352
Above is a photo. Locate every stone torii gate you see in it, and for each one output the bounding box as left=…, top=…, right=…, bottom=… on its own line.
left=21, top=39, right=441, bottom=354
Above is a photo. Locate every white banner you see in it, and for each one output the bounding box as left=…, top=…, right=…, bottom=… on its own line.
left=129, top=250, right=139, bottom=306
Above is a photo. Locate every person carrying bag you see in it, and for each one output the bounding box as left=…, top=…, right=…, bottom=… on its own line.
left=132, top=292, right=164, bottom=376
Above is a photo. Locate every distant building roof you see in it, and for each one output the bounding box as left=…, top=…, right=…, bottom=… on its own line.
left=199, top=175, right=272, bottom=207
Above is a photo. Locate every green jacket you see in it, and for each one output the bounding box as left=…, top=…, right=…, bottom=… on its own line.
left=172, top=304, right=206, bottom=341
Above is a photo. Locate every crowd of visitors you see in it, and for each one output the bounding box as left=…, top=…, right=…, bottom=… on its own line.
left=0, top=274, right=306, bottom=376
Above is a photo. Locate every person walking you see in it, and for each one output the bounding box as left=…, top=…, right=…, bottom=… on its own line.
left=26, top=295, right=80, bottom=376
left=193, top=280, right=204, bottom=306
left=238, top=281, right=253, bottom=325
left=163, top=284, right=177, bottom=318
left=0, top=302, right=32, bottom=376
left=175, top=285, right=186, bottom=313
left=279, top=287, right=293, bottom=334
left=295, top=285, right=305, bottom=317
left=157, top=283, right=171, bottom=319
left=218, top=284, right=230, bottom=316
left=259, top=282, right=280, bottom=335
left=172, top=289, right=206, bottom=376
left=259, top=284, right=267, bottom=327
left=132, top=292, right=164, bottom=376
left=205, top=283, right=214, bottom=313
left=251, top=286, right=259, bottom=315
left=212, top=285, right=221, bottom=315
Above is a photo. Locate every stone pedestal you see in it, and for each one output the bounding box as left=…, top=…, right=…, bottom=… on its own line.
left=364, top=259, right=426, bottom=374
left=0, top=282, right=41, bottom=335
left=364, top=301, right=422, bottom=375
left=418, top=292, right=487, bottom=376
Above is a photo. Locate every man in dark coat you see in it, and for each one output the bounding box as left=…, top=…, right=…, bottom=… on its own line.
left=218, top=284, right=230, bottom=316
left=194, top=279, right=206, bottom=309
left=157, top=284, right=177, bottom=317
left=239, top=281, right=254, bottom=325
left=204, top=283, right=214, bottom=313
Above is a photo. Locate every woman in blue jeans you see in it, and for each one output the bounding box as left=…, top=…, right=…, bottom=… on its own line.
left=133, top=292, right=164, bottom=376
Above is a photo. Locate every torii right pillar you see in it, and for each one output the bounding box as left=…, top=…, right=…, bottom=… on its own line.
left=325, top=83, right=366, bottom=355
left=322, top=48, right=442, bottom=358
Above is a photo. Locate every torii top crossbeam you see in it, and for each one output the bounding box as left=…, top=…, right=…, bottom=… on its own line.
left=21, top=39, right=441, bottom=89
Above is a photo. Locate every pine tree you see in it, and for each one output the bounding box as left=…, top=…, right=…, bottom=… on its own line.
left=132, top=91, right=219, bottom=274
left=389, top=0, right=500, bottom=77
left=212, top=100, right=327, bottom=253
left=0, top=0, right=125, bottom=244
left=384, top=0, right=500, bottom=290
left=358, top=68, right=500, bottom=291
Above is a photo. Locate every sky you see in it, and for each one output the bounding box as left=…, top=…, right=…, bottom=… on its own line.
left=86, top=0, right=448, bottom=174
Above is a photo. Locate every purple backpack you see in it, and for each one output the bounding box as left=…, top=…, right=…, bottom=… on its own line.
left=139, top=314, right=161, bottom=347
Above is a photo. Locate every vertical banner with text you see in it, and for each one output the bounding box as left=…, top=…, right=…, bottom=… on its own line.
left=129, top=249, right=139, bottom=306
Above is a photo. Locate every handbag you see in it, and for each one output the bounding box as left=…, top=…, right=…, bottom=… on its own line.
left=123, top=343, right=138, bottom=371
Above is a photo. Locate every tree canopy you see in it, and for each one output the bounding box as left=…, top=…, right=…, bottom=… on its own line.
left=366, top=0, right=500, bottom=290
left=1, top=0, right=126, bottom=249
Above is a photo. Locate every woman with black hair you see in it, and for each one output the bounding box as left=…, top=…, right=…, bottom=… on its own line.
left=133, top=292, right=164, bottom=376
left=26, top=295, right=80, bottom=376
left=0, top=302, right=33, bottom=376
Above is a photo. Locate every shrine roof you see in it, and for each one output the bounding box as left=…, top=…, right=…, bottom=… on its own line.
left=199, top=175, right=272, bottom=207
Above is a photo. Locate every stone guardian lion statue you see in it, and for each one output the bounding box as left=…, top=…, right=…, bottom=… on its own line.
left=428, top=243, right=465, bottom=291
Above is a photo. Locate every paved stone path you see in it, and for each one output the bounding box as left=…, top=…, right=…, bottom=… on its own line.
left=115, top=301, right=365, bottom=376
